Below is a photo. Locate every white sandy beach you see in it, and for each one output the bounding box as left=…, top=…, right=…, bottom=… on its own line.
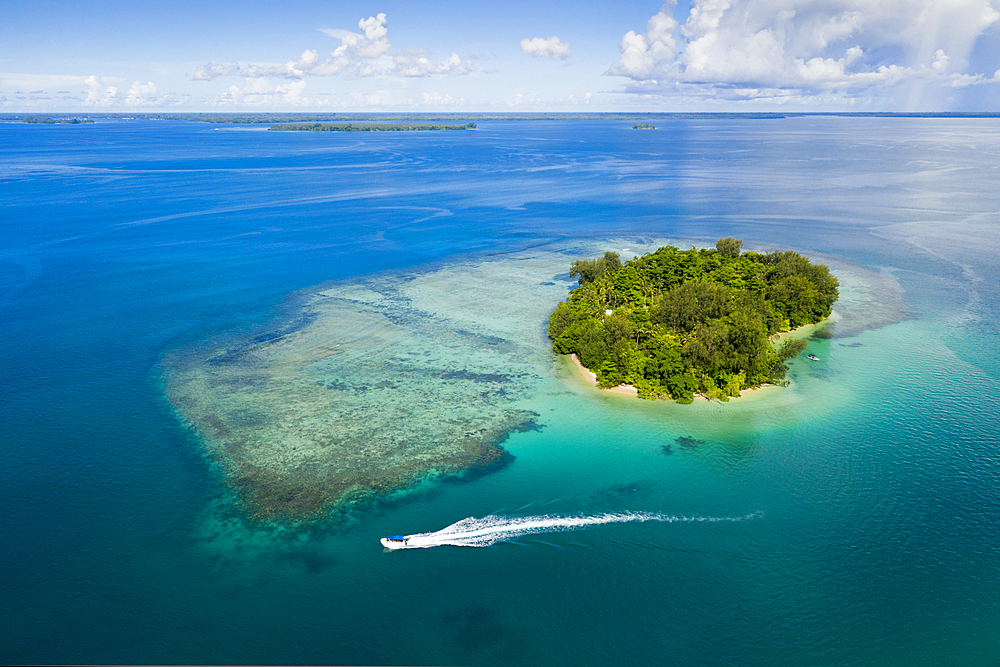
left=562, top=315, right=836, bottom=405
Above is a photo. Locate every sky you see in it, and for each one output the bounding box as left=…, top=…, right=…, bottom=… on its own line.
left=2, top=0, right=999, bottom=112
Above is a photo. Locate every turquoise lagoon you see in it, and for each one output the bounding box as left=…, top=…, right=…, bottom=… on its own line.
left=2, top=117, right=999, bottom=665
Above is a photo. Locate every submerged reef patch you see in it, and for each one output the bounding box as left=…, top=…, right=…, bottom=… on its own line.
left=675, top=435, right=708, bottom=450
left=162, top=248, right=580, bottom=521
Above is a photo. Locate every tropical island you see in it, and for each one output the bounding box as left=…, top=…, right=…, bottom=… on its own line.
left=268, top=122, right=476, bottom=132
left=633, top=123, right=655, bottom=129
left=548, top=238, right=839, bottom=402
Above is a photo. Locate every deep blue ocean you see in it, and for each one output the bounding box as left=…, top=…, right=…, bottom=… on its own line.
left=2, top=117, right=1000, bottom=666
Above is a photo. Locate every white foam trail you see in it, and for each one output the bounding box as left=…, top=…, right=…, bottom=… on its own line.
left=399, top=511, right=762, bottom=548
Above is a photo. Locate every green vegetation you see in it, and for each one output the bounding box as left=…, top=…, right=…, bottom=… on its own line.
left=570, top=251, right=622, bottom=284
left=549, top=238, right=838, bottom=402
left=268, top=122, right=477, bottom=132
left=633, top=123, right=655, bottom=129
left=21, top=116, right=93, bottom=124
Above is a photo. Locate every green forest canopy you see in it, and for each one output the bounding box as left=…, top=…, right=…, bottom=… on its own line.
left=548, top=238, right=839, bottom=402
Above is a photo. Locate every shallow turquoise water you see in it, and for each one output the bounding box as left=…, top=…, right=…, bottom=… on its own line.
left=2, top=118, right=999, bottom=665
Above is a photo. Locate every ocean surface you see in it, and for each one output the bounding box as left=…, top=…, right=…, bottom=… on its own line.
left=2, top=117, right=999, bottom=666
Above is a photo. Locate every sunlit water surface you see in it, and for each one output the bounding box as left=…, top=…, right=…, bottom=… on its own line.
left=2, top=118, right=999, bottom=666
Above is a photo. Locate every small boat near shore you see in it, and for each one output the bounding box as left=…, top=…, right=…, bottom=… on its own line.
left=807, top=353, right=820, bottom=361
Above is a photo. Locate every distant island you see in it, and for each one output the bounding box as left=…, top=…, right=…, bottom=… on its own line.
left=633, top=123, right=655, bottom=129
left=269, top=122, right=477, bottom=132
left=21, top=117, right=93, bottom=124
left=548, top=239, right=838, bottom=402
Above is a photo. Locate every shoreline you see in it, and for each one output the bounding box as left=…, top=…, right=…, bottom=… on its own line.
left=569, top=354, right=640, bottom=396
left=566, top=315, right=833, bottom=402
left=769, top=314, right=835, bottom=344
left=567, top=354, right=779, bottom=402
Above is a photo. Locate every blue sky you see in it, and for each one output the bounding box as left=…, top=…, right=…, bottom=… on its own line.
left=3, top=0, right=999, bottom=112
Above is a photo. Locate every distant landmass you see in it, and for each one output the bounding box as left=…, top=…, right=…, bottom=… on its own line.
left=4, top=112, right=999, bottom=124
left=268, top=122, right=477, bottom=132
left=18, top=116, right=94, bottom=124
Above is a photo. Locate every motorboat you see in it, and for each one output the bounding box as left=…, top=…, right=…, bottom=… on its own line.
left=807, top=353, right=819, bottom=361
left=380, top=535, right=412, bottom=549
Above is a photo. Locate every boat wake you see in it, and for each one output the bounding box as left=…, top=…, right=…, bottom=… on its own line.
left=388, top=511, right=762, bottom=549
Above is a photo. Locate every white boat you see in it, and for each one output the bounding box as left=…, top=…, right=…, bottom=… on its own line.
left=380, top=535, right=412, bottom=549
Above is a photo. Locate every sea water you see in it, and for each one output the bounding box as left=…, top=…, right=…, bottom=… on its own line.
left=2, top=117, right=999, bottom=665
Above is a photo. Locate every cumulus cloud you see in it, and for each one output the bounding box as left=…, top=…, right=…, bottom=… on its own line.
left=355, top=13, right=391, bottom=57
left=212, top=79, right=309, bottom=107
left=608, top=6, right=677, bottom=80
left=393, top=51, right=474, bottom=76
left=1, top=72, right=185, bottom=110
left=195, top=13, right=474, bottom=81
left=94, top=80, right=184, bottom=108
left=608, top=0, right=1000, bottom=101
left=84, top=75, right=118, bottom=106
left=520, top=36, right=572, bottom=59
left=193, top=62, right=241, bottom=80
left=421, top=91, right=464, bottom=106
left=124, top=81, right=159, bottom=105
left=1, top=72, right=99, bottom=89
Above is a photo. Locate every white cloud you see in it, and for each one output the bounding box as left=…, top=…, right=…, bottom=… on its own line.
left=118, top=80, right=188, bottom=108
left=943, top=69, right=1000, bottom=87
left=355, top=13, right=391, bottom=57
left=932, top=49, right=949, bottom=74
left=0, top=72, right=92, bottom=89
left=212, top=79, right=309, bottom=107
left=608, top=6, right=677, bottom=79
left=421, top=91, right=464, bottom=106
left=393, top=51, right=474, bottom=77
left=193, top=62, right=240, bottom=81
left=520, top=36, right=572, bottom=59
left=0, top=72, right=190, bottom=109
left=608, top=0, right=1000, bottom=102
left=124, top=81, right=159, bottom=106
left=84, top=75, right=118, bottom=106
left=196, top=13, right=473, bottom=82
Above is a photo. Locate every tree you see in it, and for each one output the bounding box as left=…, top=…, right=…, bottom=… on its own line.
left=576, top=320, right=608, bottom=369
left=569, top=251, right=621, bottom=285
left=547, top=302, right=576, bottom=339
left=716, top=237, right=743, bottom=257
left=602, top=251, right=622, bottom=272
left=650, top=281, right=731, bottom=331
left=603, top=312, right=633, bottom=348
left=643, top=336, right=683, bottom=380
left=569, top=259, right=600, bottom=285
